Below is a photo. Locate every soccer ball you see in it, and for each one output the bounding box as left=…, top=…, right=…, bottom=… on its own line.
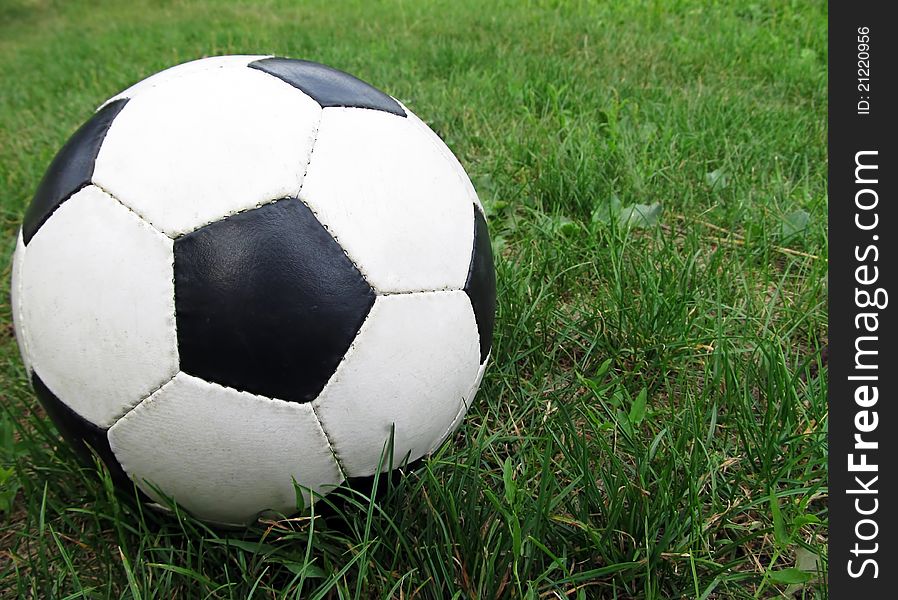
left=9, top=56, right=495, bottom=525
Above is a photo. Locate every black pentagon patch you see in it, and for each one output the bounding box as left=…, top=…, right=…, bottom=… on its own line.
left=248, top=57, right=406, bottom=117
left=174, top=198, right=376, bottom=403
left=23, top=99, right=128, bottom=245
left=465, top=207, right=496, bottom=363
left=32, top=372, right=132, bottom=488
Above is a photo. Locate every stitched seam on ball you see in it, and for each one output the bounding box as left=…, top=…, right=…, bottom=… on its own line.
left=168, top=238, right=179, bottom=380
left=296, top=106, right=473, bottom=294
left=296, top=199, right=375, bottom=293
left=90, top=182, right=170, bottom=241
left=306, top=298, right=387, bottom=476
left=159, top=107, right=323, bottom=239
left=292, top=109, right=377, bottom=366
left=110, top=373, right=349, bottom=503
left=296, top=107, right=323, bottom=198
left=107, top=371, right=180, bottom=426
left=173, top=372, right=315, bottom=407
left=173, top=197, right=291, bottom=238
left=296, top=109, right=377, bottom=302
left=99, top=189, right=299, bottom=240
left=309, top=405, right=348, bottom=480
left=83, top=182, right=181, bottom=411
left=106, top=372, right=182, bottom=490
left=377, top=287, right=463, bottom=296
left=295, top=112, right=380, bottom=290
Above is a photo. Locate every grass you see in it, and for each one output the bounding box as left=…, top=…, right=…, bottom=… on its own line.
left=0, top=0, right=827, bottom=597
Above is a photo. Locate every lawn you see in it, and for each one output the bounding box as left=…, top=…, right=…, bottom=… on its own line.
left=0, top=0, right=828, bottom=598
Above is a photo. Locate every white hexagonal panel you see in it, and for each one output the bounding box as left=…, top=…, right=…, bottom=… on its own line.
left=299, top=107, right=476, bottom=294
left=93, top=66, right=321, bottom=237
left=313, top=291, right=481, bottom=477
left=102, top=55, right=271, bottom=107
left=21, top=185, right=178, bottom=427
left=108, top=372, right=344, bottom=525
left=10, top=230, right=31, bottom=375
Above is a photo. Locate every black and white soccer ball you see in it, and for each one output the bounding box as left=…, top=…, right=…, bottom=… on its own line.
left=10, top=56, right=495, bottom=525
